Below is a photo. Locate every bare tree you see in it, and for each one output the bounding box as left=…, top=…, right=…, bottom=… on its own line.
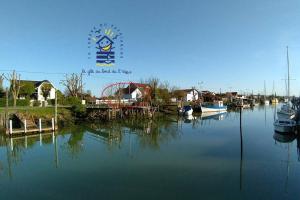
left=60, top=73, right=83, bottom=97
left=6, top=70, right=21, bottom=107
left=0, top=73, right=4, bottom=92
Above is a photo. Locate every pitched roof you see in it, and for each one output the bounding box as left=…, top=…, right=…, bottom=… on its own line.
left=19, top=80, right=51, bottom=88
left=173, top=89, right=198, bottom=93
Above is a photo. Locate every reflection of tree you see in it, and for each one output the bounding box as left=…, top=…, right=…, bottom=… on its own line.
left=60, top=125, right=85, bottom=158
left=85, top=116, right=181, bottom=151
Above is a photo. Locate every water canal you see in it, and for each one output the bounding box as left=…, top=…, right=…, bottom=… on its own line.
left=0, top=105, right=300, bottom=200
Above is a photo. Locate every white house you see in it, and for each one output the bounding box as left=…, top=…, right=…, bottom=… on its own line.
left=19, top=80, right=56, bottom=101
left=117, top=83, right=151, bottom=101
left=173, top=89, right=199, bottom=102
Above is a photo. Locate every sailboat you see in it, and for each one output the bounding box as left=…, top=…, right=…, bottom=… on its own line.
left=271, top=81, right=279, bottom=104
left=263, top=81, right=270, bottom=105
left=274, top=46, right=296, bottom=133
left=277, top=46, right=295, bottom=120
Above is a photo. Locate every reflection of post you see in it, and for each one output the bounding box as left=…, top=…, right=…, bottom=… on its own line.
left=239, top=107, right=243, bottom=191
left=54, top=133, right=59, bottom=168
left=284, top=144, right=291, bottom=193
left=297, top=136, right=300, bottom=162
left=25, top=135, right=27, bottom=149
left=6, top=138, right=13, bottom=179
left=264, top=105, right=267, bottom=126
left=39, top=133, right=42, bottom=146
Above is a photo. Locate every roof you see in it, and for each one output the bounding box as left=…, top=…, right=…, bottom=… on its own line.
left=116, top=83, right=151, bottom=95
left=174, top=89, right=199, bottom=93
left=19, top=80, right=52, bottom=88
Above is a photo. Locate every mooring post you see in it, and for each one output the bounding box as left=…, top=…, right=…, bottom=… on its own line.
left=24, top=119, right=27, bottom=134
left=39, top=118, right=42, bottom=132
left=9, top=120, right=12, bottom=135
left=52, top=118, right=55, bottom=131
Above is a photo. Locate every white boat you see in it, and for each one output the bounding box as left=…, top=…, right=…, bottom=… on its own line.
left=201, top=101, right=227, bottom=113
left=277, top=104, right=295, bottom=119
left=263, top=81, right=269, bottom=105
left=274, top=119, right=296, bottom=133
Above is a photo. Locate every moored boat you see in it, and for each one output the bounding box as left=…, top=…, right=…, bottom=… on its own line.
left=277, top=104, right=295, bottom=119
left=271, top=98, right=279, bottom=104
left=178, top=105, right=193, bottom=116
left=201, top=101, right=227, bottom=113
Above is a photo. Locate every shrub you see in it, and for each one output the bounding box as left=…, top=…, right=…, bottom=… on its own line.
left=0, top=98, right=30, bottom=107
left=32, top=100, right=41, bottom=107
left=16, top=99, right=30, bottom=106
left=47, top=99, right=55, bottom=106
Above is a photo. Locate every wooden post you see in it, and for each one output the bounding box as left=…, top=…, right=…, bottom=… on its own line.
left=9, top=120, right=12, bottom=135
left=52, top=118, right=55, bottom=131
left=5, top=87, right=8, bottom=129
left=55, top=89, right=58, bottom=126
left=39, top=118, right=42, bottom=132
left=24, top=119, right=27, bottom=134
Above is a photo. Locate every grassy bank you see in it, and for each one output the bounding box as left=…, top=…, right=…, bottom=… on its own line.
left=0, top=107, right=73, bottom=124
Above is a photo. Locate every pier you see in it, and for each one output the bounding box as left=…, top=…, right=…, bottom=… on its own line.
left=4, top=113, right=57, bottom=136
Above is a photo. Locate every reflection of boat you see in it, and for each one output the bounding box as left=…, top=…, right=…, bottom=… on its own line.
left=273, top=132, right=296, bottom=143
left=200, top=111, right=226, bottom=120
left=184, top=115, right=196, bottom=123
left=201, top=101, right=227, bottom=113
left=273, top=119, right=296, bottom=133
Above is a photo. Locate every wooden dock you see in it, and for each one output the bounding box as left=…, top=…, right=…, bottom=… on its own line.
left=5, top=117, right=58, bottom=137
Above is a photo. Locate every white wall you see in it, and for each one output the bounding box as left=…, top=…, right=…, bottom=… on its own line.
left=185, top=90, right=199, bottom=101
left=37, top=82, right=55, bottom=101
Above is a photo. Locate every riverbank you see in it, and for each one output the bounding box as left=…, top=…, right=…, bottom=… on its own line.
left=0, top=107, right=73, bottom=130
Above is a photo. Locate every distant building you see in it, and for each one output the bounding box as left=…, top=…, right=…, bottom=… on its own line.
left=19, top=80, right=56, bottom=101
left=117, top=83, right=151, bottom=101
left=173, top=89, right=199, bottom=102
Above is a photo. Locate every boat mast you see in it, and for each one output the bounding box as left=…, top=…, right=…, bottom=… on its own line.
left=287, top=46, right=290, bottom=102
left=264, top=80, right=266, bottom=101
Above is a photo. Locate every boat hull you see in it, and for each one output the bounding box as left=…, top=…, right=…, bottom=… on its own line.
left=277, top=111, right=295, bottom=120
left=200, top=106, right=227, bottom=113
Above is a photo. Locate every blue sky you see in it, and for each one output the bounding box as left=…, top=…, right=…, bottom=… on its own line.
left=0, top=0, right=300, bottom=96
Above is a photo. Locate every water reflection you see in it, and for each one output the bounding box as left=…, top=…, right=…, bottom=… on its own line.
left=2, top=107, right=300, bottom=200
left=273, top=132, right=296, bottom=195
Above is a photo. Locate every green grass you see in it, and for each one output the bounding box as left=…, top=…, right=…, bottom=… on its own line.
left=0, top=107, right=72, bottom=122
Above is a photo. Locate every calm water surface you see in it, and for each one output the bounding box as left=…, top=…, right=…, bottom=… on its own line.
left=1, top=105, right=300, bottom=200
